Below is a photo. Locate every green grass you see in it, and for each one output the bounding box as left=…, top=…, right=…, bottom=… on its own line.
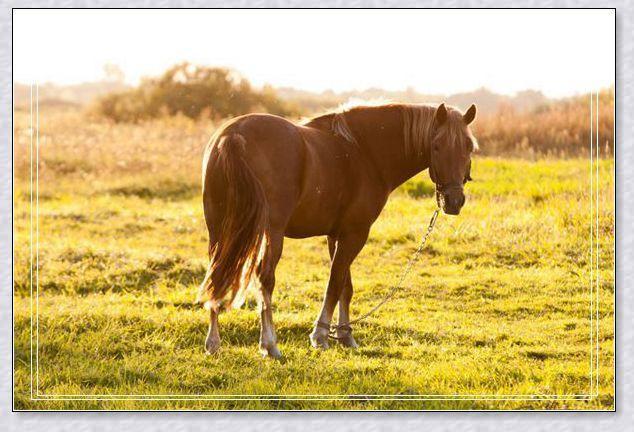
left=13, top=157, right=614, bottom=410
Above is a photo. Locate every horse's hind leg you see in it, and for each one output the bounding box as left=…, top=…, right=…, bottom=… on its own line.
left=205, top=307, right=221, bottom=354
left=204, top=237, right=222, bottom=355
left=258, top=232, right=284, bottom=358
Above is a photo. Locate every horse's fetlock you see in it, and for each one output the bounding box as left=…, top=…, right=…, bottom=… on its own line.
left=309, top=327, right=330, bottom=350
left=205, top=336, right=221, bottom=355
left=259, top=340, right=282, bottom=359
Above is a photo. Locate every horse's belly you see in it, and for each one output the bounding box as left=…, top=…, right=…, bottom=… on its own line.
left=285, top=176, right=345, bottom=238
left=284, top=203, right=338, bottom=238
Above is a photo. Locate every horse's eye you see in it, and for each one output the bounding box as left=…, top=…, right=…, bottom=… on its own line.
left=466, top=139, right=474, bottom=153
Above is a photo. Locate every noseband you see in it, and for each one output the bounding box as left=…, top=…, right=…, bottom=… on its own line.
left=435, top=182, right=464, bottom=195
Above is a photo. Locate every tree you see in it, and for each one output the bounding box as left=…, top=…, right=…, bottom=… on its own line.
left=96, top=63, right=299, bottom=122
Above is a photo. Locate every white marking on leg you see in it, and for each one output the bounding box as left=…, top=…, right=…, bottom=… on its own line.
left=205, top=308, right=221, bottom=354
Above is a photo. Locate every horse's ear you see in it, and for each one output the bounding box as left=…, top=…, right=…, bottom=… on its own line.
left=463, top=104, right=477, bottom=125
left=434, top=103, right=448, bottom=127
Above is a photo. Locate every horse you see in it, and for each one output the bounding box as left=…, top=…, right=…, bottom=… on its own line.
left=197, top=101, right=478, bottom=358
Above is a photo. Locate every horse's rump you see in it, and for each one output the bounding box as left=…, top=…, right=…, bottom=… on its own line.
left=197, top=133, right=270, bottom=309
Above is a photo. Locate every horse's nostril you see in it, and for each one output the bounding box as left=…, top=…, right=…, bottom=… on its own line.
left=450, top=196, right=463, bottom=208
left=444, top=195, right=465, bottom=211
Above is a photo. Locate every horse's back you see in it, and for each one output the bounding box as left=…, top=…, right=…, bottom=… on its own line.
left=204, top=113, right=378, bottom=239
left=230, top=115, right=354, bottom=236
left=284, top=125, right=362, bottom=237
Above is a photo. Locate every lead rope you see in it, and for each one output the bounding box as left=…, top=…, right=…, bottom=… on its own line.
left=326, top=207, right=441, bottom=339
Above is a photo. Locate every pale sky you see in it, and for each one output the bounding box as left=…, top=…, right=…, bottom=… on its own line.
left=13, top=9, right=615, bottom=97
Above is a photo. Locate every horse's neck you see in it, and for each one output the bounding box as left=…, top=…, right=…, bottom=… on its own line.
left=347, top=106, right=430, bottom=191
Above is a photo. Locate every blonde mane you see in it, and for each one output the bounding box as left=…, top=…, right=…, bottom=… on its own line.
left=303, top=98, right=392, bottom=146
left=330, top=111, right=358, bottom=145
left=305, top=101, right=478, bottom=156
left=401, top=104, right=436, bottom=156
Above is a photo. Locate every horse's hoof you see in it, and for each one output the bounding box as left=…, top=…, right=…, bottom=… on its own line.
left=260, top=344, right=282, bottom=359
left=336, top=333, right=359, bottom=348
left=205, top=337, right=221, bottom=355
left=309, top=332, right=330, bottom=350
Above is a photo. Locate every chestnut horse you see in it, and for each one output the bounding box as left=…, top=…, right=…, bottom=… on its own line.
left=198, top=102, right=477, bottom=358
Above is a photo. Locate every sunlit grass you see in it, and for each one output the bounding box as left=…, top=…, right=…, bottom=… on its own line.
left=12, top=108, right=614, bottom=410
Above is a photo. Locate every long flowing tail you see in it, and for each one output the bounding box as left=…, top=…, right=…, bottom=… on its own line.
left=197, top=133, right=269, bottom=310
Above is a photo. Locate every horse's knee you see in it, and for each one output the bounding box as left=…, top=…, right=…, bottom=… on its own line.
left=340, top=283, right=353, bottom=303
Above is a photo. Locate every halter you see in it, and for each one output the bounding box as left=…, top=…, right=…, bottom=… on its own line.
left=428, top=148, right=465, bottom=195
left=428, top=144, right=471, bottom=194
left=435, top=182, right=464, bottom=195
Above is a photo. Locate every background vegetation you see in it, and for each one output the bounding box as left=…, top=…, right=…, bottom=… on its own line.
left=94, top=63, right=299, bottom=122
left=473, top=89, right=614, bottom=157
left=16, top=63, right=613, bottom=157
left=13, top=67, right=615, bottom=409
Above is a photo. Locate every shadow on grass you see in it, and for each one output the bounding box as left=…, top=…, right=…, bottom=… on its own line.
left=15, top=255, right=207, bottom=296
left=104, top=179, right=198, bottom=201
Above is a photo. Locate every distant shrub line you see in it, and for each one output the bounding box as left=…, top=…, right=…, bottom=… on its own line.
left=95, top=63, right=299, bottom=122
left=473, top=89, right=613, bottom=157
left=94, top=63, right=613, bottom=157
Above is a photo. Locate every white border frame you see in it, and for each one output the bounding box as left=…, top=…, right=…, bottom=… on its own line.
left=1, top=1, right=628, bottom=431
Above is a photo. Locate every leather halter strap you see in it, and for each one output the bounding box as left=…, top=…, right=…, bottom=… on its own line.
left=435, top=182, right=464, bottom=194
left=429, top=153, right=467, bottom=193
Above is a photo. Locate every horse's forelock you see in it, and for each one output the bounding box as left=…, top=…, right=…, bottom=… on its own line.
left=404, top=105, right=478, bottom=156
left=445, top=109, right=479, bottom=153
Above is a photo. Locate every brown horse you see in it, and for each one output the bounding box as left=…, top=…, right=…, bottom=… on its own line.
left=198, top=102, right=477, bottom=358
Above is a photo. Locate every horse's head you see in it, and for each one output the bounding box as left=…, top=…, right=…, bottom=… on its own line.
left=429, top=103, right=477, bottom=216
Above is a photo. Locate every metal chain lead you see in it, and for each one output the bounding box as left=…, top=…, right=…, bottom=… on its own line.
left=328, top=207, right=440, bottom=339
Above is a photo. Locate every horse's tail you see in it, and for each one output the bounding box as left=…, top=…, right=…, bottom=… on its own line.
left=197, top=133, right=269, bottom=310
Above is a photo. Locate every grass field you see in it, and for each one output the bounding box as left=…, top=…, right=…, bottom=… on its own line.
left=13, top=108, right=614, bottom=410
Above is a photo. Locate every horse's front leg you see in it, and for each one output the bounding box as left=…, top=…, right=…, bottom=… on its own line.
left=336, top=271, right=358, bottom=348
left=326, top=236, right=358, bottom=348
left=310, top=230, right=368, bottom=349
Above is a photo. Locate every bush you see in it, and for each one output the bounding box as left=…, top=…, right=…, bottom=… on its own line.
left=95, top=63, right=300, bottom=122
left=473, top=88, right=614, bottom=157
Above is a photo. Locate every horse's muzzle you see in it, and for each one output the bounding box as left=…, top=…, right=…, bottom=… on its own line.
left=436, top=189, right=465, bottom=216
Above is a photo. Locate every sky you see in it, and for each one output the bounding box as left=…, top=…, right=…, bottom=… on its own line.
left=13, top=9, right=615, bottom=98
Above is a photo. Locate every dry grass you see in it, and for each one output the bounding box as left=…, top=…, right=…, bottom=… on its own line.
left=13, top=106, right=614, bottom=410
left=473, top=88, right=614, bottom=157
